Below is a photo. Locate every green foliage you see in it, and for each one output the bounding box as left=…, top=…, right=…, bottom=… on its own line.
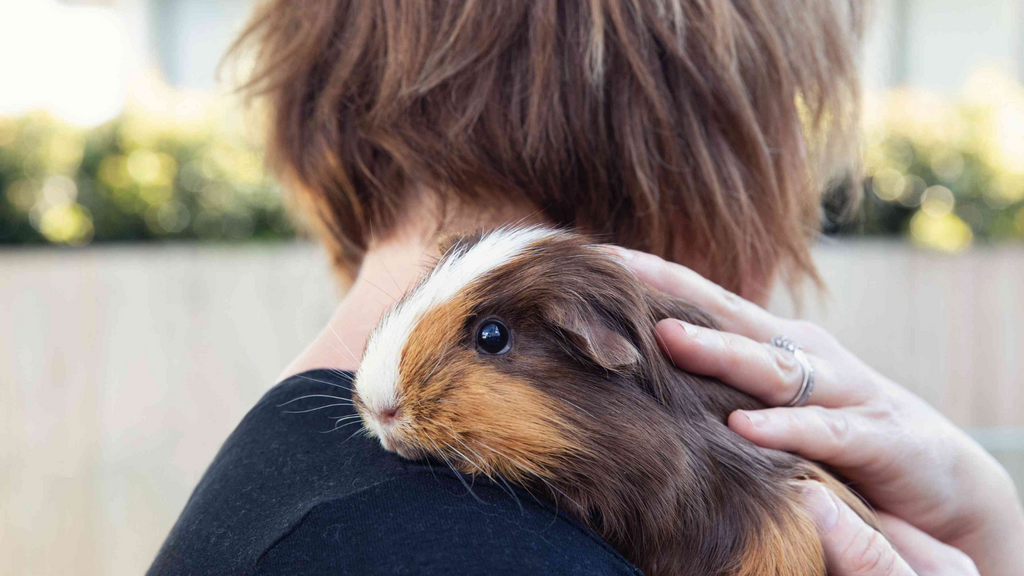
left=831, top=69, right=1024, bottom=251
left=3, top=70, right=1024, bottom=250
left=0, top=109, right=294, bottom=246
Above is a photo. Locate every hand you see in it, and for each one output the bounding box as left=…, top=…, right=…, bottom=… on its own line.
left=801, top=482, right=977, bottom=575
left=613, top=247, right=1024, bottom=576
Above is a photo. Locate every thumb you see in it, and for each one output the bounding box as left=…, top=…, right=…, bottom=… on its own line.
left=801, top=483, right=917, bottom=576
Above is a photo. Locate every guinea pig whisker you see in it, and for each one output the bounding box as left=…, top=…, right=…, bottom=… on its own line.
left=332, top=413, right=363, bottom=420
left=326, top=324, right=361, bottom=366
left=370, top=225, right=404, bottom=295
left=326, top=415, right=363, bottom=424
left=359, top=274, right=399, bottom=304
left=473, top=441, right=585, bottom=517
left=490, top=472, right=523, bottom=513
left=320, top=419, right=363, bottom=434
left=443, top=430, right=524, bottom=513
left=338, top=427, right=370, bottom=445
left=421, top=417, right=500, bottom=484
left=322, top=368, right=356, bottom=385
left=442, top=441, right=487, bottom=477
left=282, top=403, right=355, bottom=414
left=277, top=394, right=352, bottom=407
left=292, top=373, right=354, bottom=392
left=423, top=435, right=485, bottom=504
left=440, top=441, right=488, bottom=499
left=472, top=440, right=561, bottom=521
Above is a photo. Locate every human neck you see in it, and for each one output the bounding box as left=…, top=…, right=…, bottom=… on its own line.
left=277, top=202, right=773, bottom=381
left=278, top=202, right=540, bottom=379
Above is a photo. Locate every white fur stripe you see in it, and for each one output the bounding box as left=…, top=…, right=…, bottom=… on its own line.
left=355, top=226, right=557, bottom=416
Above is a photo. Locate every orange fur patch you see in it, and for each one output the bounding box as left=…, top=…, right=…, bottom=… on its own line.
left=734, top=464, right=881, bottom=576
left=734, top=497, right=824, bottom=576
left=798, top=462, right=880, bottom=530
left=394, top=293, right=584, bottom=485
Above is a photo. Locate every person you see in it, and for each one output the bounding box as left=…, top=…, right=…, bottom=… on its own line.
left=148, top=1, right=1024, bottom=574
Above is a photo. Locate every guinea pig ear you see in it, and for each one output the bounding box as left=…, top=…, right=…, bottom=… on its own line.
left=548, top=307, right=640, bottom=371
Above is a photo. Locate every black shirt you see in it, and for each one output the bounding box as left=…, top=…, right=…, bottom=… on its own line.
left=147, top=370, right=641, bottom=575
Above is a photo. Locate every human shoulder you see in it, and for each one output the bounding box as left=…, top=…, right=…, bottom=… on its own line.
left=254, top=471, right=640, bottom=575
left=149, top=370, right=639, bottom=576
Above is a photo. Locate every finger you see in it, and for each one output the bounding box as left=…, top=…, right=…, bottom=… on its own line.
left=728, top=406, right=882, bottom=471
left=656, top=319, right=851, bottom=408
left=876, top=513, right=980, bottom=576
left=607, top=246, right=780, bottom=341
left=801, top=483, right=919, bottom=576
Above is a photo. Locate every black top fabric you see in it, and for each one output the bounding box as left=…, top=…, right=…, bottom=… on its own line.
left=147, top=369, right=642, bottom=576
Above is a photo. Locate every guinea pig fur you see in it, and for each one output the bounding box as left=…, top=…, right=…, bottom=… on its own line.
left=352, top=226, right=877, bottom=576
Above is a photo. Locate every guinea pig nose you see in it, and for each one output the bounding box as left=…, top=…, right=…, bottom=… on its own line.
left=380, top=406, right=400, bottom=422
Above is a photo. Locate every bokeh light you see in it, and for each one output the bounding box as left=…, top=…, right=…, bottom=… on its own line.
left=910, top=211, right=973, bottom=253
left=3, top=51, right=1024, bottom=252
left=0, top=70, right=290, bottom=247
left=855, top=67, right=1024, bottom=251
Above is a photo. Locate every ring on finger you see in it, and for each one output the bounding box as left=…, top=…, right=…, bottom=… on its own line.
left=769, top=336, right=815, bottom=407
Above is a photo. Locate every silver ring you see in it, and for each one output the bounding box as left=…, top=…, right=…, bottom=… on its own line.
left=769, top=336, right=815, bottom=407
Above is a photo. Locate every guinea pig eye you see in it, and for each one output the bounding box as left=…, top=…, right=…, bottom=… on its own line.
left=476, top=319, right=511, bottom=355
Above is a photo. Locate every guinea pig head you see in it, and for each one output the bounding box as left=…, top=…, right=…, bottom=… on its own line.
left=351, top=227, right=682, bottom=487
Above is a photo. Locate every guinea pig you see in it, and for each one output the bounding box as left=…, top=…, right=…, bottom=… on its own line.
left=352, top=226, right=877, bottom=576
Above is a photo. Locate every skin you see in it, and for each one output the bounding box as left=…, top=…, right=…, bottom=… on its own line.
left=282, top=205, right=1024, bottom=575
left=611, top=246, right=1024, bottom=576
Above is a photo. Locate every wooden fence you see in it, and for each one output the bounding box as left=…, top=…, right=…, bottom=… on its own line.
left=1, top=240, right=1021, bottom=576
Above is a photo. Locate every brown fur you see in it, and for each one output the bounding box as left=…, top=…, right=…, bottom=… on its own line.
left=355, top=230, right=879, bottom=576
left=228, top=0, right=867, bottom=297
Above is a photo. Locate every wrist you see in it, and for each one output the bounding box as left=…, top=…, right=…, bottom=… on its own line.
left=948, top=463, right=1024, bottom=575
left=950, top=506, right=1024, bottom=576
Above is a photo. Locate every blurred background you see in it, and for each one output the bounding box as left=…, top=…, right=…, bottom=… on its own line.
left=2, top=0, right=1023, bottom=574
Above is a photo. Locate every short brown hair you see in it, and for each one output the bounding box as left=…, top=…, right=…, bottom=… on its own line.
left=230, top=0, right=865, bottom=295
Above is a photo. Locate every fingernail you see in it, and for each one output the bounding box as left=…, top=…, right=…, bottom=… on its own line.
left=739, top=410, right=766, bottom=427
left=801, top=483, right=840, bottom=531
left=675, top=320, right=700, bottom=338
